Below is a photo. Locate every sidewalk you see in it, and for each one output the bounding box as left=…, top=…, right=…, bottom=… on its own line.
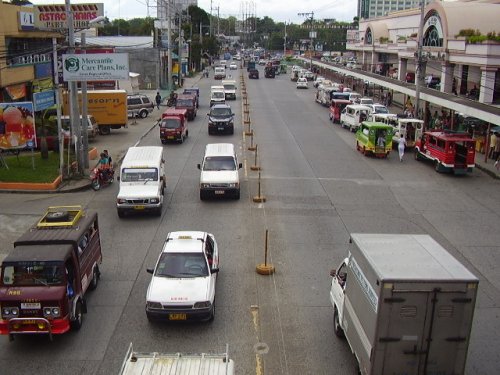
left=1, top=74, right=203, bottom=194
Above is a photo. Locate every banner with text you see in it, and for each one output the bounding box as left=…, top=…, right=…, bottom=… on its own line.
left=62, top=53, right=129, bottom=81
left=34, top=4, right=104, bottom=30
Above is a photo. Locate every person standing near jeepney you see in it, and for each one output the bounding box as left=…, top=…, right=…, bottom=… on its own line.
left=155, top=92, right=162, bottom=110
left=489, top=131, right=497, bottom=160
left=396, top=136, right=407, bottom=162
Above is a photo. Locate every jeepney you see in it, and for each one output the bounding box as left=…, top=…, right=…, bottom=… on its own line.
left=355, top=122, right=393, bottom=158
left=0, top=206, right=102, bottom=340
left=329, top=99, right=351, bottom=124
left=392, top=118, right=424, bottom=148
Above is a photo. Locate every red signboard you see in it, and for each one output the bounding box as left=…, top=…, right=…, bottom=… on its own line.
left=34, top=3, right=104, bottom=30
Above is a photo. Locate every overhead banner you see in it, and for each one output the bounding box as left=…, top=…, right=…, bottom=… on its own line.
left=34, top=3, right=104, bottom=30
left=62, top=53, right=129, bottom=81
left=0, top=102, right=36, bottom=150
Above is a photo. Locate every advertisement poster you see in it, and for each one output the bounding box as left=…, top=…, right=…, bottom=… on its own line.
left=0, top=102, right=36, bottom=149
left=62, top=53, right=129, bottom=81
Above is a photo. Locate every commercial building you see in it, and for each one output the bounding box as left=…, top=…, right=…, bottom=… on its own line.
left=358, top=0, right=434, bottom=19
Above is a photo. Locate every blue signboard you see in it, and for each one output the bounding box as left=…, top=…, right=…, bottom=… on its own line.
left=33, top=90, right=55, bottom=112
left=35, top=62, right=53, bottom=78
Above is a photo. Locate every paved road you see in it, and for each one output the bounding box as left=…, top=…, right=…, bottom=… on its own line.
left=0, top=65, right=499, bottom=375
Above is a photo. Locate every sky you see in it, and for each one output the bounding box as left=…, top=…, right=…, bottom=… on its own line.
left=29, top=0, right=358, bottom=25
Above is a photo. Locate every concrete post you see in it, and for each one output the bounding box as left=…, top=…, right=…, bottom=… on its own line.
left=479, top=68, right=496, bottom=103
left=398, top=58, right=408, bottom=82
left=440, top=62, right=454, bottom=94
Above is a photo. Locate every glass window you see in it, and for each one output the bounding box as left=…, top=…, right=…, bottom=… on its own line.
left=161, top=118, right=181, bottom=129
left=121, top=168, right=158, bottom=182
left=2, top=262, right=65, bottom=286
left=203, top=156, right=237, bottom=171
left=155, top=253, right=208, bottom=278
left=211, top=107, right=232, bottom=116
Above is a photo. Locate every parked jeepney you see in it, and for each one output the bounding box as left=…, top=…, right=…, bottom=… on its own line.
left=329, top=99, right=351, bottom=124
left=414, top=131, right=476, bottom=174
left=340, top=104, right=371, bottom=132
left=392, top=118, right=424, bottom=148
left=355, top=122, right=394, bottom=157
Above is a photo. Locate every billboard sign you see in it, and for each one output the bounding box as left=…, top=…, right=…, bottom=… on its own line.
left=0, top=102, right=36, bottom=150
left=62, top=53, right=129, bottom=81
left=34, top=3, right=104, bottom=30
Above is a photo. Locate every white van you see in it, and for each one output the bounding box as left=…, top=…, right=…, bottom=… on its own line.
left=116, top=146, right=166, bottom=218
left=222, top=79, right=237, bottom=100
left=210, top=85, right=226, bottom=107
left=197, top=143, right=242, bottom=200
left=214, top=66, right=226, bottom=80
left=340, top=104, right=371, bottom=132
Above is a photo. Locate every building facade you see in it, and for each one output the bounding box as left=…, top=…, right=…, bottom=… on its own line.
left=348, top=0, right=500, bottom=104
left=358, top=0, right=434, bottom=19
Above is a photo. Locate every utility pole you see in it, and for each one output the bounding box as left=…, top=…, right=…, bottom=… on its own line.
left=216, top=6, right=220, bottom=36
left=414, top=0, right=426, bottom=121
left=283, top=21, right=287, bottom=57
left=81, top=32, right=89, bottom=172
left=298, top=11, right=315, bottom=71
left=210, top=0, right=213, bottom=37
left=167, top=0, right=172, bottom=91
left=178, top=11, right=183, bottom=86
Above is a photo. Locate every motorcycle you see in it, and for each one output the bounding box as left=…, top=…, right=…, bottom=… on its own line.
left=90, top=167, right=114, bottom=191
left=166, top=97, right=177, bottom=107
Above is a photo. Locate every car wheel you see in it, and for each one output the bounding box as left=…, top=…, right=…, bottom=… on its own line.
left=185, top=130, right=189, bottom=138
left=89, top=266, right=99, bottom=291
left=356, top=141, right=360, bottom=151
left=333, top=307, right=344, bottom=338
left=117, top=209, right=125, bottom=218
left=180, top=134, right=184, bottom=144
left=71, top=301, right=83, bottom=331
left=139, top=110, right=148, bottom=119
left=161, top=140, right=167, bottom=145
left=208, top=301, right=215, bottom=322
left=234, top=190, right=240, bottom=200
left=99, top=126, right=111, bottom=135
left=435, top=162, right=442, bottom=173
left=200, top=190, right=206, bottom=201
left=46, top=211, right=70, bottom=222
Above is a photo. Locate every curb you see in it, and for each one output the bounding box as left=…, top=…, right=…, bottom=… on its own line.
left=475, top=163, right=500, bottom=180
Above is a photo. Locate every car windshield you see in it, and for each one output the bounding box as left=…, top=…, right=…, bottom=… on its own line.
left=211, top=107, right=232, bottom=116
left=121, top=168, right=158, bottom=182
left=203, top=156, right=236, bottom=171
left=177, top=99, right=192, bottom=107
left=223, top=84, right=235, bottom=91
left=155, top=252, right=208, bottom=278
left=161, top=118, right=180, bottom=129
left=374, top=106, right=389, bottom=114
left=2, top=262, right=65, bottom=286
left=212, top=92, right=224, bottom=99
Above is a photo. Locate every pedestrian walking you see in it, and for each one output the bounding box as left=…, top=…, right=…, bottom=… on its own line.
left=397, top=136, right=407, bottom=162
left=489, top=131, right=498, bottom=160
left=155, top=92, right=162, bottom=110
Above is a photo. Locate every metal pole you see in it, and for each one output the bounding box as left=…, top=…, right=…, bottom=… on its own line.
left=264, top=229, right=268, bottom=266
left=179, top=13, right=183, bottom=87
left=414, top=0, right=425, bottom=119
left=167, top=0, right=172, bottom=91
left=81, top=32, right=89, bottom=172
left=283, top=21, right=287, bottom=57
left=65, top=0, right=82, bottom=174
left=52, top=37, right=64, bottom=177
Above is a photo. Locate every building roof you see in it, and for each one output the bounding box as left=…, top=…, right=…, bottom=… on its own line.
left=75, top=36, right=153, bottom=49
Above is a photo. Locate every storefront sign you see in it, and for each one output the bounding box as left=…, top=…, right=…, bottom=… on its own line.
left=5, top=84, right=27, bottom=100
left=34, top=3, right=104, bottom=30
left=62, top=53, right=129, bottom=81
left=19, top=11, right=35, bottom=30
left=35, top=62, right=53, bottom=78
left=33, top=91, right=55, bottom=112
left=0, top=102, right=36, bottom=150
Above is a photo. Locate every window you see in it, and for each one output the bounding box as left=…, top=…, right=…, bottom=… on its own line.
left=203, top=156, right=237, bottom=171
left=2, top=262, right=65, bottom=286
left=156, top=253, right=208, bottom=278
left=161, top=118, right=181, bottom=129
left=121, top=168, right=158, bottom=182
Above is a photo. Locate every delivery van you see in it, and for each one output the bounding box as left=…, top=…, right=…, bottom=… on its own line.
left=222, top=79, right=237, bottom=100
left=116, top=147, right=166, bottom=218
left=197, top=143, right=242, bottom=200
left=210, top=86, right=226, bottom=107
left=329, top=233, right=478, bottom=375
left=63, top=90, right=128, bottom=135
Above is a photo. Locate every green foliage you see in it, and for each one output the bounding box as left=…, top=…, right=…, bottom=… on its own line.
left=456, top=29, right=500, bottom=43
left=379, top=37, right=389, bottom=44
left=0, top=152, right=62, bottom=183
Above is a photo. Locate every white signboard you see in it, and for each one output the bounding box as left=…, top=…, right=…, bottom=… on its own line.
left=62, top=53, right=129, bottom=81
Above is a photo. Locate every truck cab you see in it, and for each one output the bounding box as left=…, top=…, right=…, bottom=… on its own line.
left=160, top=108, right=188, bottom=143
left=222, top=80, right=237, bottom=100
left=214, top=66, right=226, bottom=80
left=0, top=206, right=102, bottom=340
left=175, top=94, right=197, bottom=120
left=210, top=86, right=226, bottom=107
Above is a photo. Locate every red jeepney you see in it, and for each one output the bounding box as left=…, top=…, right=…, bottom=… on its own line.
left=329, top=99, right=351, bottom=124
left=0, top=206, right=102, bottom=340
left=175, top=94, right=197, bottom=121
left=160, top=108, right=188, bottom=143
left=415, top=131, right=476, bottom=174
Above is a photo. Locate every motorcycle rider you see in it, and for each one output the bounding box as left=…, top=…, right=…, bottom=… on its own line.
left=97, top=152, right=112, bottom=182
left=167, top=91, right=177, bottom=106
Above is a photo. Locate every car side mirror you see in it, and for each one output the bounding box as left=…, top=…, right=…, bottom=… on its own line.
left=211, top=267, right=220, bottom=274
left=330, top=269, right=336, bottom=277
left=197, top=163, right=201, bottom=170
left=147, top=268, right=154, bottom=274
left=238, top=163, right=242, bottom=169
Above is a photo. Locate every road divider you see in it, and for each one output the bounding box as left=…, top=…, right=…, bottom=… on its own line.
left=250, top=144, right=261, bottom=171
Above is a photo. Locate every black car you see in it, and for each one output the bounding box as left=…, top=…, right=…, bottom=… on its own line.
left=264, top=67, right=275, bottom=78
left=248, top=69, right=259, bottom=79
left=207, top=104, right=235, bottom=135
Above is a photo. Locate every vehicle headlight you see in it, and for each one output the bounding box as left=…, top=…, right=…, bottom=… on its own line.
left=43, top=307, right=61, bottom=318
left=201, top=183, right=211, bottom=188
left=117, top=198, right=126, bottom=204
left=150, top=198, right=159, bottom=204
left=193, top=301, right=211, bottom=309
left=228, top=183, right=238, bottom=188
left=146, top=301, right=162, bottom=309
left=2, top=307, right=19, bottom=318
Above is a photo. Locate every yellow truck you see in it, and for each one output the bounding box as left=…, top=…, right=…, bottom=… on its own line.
left=63, top=90, right=128, bottom=135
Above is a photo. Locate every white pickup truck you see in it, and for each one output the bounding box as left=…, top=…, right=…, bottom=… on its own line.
left=119, top=343, right=235, bottom=375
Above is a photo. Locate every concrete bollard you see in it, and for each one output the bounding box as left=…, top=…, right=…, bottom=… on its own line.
left=256, top=229, right=274, bottom=275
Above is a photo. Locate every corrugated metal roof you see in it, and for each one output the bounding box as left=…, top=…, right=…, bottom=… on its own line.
left=75, top=36, right=153, bottom=49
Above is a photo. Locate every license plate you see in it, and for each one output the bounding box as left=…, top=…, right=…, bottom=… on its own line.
left=21, top=302, right=40, bottom=309
left=22, top=320, right=36, bottom=325
left=134, top=205, right=145, bottom=210
left=167, top=136, right=174, bottom=139
left=169, top=313, right=186, bottom=320
left=218, top=127, right=224, bottom=131
left=214, top=190, right=225, bottom=195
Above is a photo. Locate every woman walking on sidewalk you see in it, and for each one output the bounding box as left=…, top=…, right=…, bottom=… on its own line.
left=397, top=136, right=407, bottom=162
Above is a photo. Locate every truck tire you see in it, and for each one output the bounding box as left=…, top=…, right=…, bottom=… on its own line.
left=71, top=301, right=83, bottom=331
left=99, top=126, right=111, bottom=135
left=89, top=266, right=99, bottom=290
left=334, top=307, right=344, bottom=338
